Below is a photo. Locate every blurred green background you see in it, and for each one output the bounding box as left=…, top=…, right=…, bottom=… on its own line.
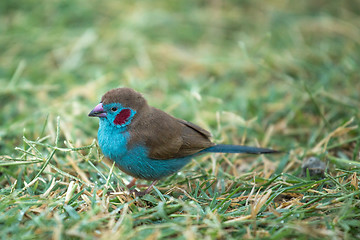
left=2, top=0, right=358, bottom=151
left=1, top=0, right=360, bottom=239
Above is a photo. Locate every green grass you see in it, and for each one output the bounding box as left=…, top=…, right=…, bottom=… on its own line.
left=1, top=0, right=360, bottom=239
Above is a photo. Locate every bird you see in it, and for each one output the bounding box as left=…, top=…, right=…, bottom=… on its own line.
left=89, top=88, right=278, bottom=196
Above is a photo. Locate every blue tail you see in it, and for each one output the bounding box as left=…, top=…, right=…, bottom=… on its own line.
left=202, top=144, right=278, bottom=154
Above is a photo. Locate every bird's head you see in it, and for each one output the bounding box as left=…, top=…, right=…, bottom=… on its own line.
left=88, top=88, right=147, bottom=128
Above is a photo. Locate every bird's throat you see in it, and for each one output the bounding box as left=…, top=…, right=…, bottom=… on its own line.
left=98, top=119, right=130, bottom=160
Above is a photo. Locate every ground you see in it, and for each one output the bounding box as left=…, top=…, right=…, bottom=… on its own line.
left=1, top=1, right=360, bottom=239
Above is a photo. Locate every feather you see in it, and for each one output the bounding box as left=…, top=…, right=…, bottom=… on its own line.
left=203, top=144, right=278, bottom=154
left=128, top=107, right=214, bottom=160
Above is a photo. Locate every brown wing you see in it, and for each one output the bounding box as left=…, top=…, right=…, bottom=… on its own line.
left=128, top=107, right=214, bottom=160
left=175, top=119, right=214, bottom=157
left=177, top=119, right=212, bottom=138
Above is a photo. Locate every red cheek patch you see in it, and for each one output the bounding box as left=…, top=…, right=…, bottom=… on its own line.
left=114, top=109, right=131, bottom=125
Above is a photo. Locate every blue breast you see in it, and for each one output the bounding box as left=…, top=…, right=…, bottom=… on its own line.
left=98, top=118, right=192, bottom=180
left=98, top=118, right=129, bottom=160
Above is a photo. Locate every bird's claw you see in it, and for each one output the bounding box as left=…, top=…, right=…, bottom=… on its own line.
left=128, top=180, right=158, bottom=197
left=129, top=189, right=146, bottom=197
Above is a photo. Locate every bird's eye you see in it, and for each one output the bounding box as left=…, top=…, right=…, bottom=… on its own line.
left=111, top=107, right=118, bottom=112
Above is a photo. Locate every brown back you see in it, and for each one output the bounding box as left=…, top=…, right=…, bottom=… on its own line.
left=128, top=107, right=214, bottom=159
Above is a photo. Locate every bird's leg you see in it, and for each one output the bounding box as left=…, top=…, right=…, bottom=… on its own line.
left=126, top=178, right=149, bottom=189
left=126, top=178, right=137, bottom=189
left=127, top=179, right=159, bottom=197
left=134, top=180, right=159, bottom=197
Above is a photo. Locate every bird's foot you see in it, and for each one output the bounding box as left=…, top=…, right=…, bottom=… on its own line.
left=129, top=189, right=147, bottom=197
left=128, top=180, right=159, bottom=197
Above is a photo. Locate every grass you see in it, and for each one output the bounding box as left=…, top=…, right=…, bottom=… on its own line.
left=1, top=0, right=360, bottom=239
